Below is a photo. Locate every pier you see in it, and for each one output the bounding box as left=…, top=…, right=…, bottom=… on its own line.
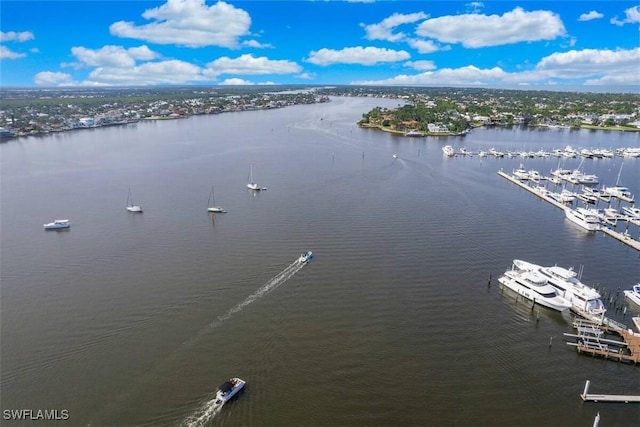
left=564, top=319, right=640, bottom=364
left=497, top=170, right=640, bottom=251
left=580, top=380, right=640, bottom=403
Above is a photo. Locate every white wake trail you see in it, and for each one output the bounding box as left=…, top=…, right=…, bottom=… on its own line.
left=209, top=256, right=308, bottom=327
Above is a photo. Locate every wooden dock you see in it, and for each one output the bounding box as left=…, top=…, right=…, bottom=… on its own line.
left=565, top=319, right=640, bottom=364
left=497, top=170, right=640, bottom=251
left=580, top=380, right=640, bottom=403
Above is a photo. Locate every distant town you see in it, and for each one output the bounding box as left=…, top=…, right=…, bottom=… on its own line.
left=1, top=85, right=639, bottom=140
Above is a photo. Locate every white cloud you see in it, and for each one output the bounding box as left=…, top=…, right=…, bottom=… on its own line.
left=0, top=46, right=27, bottom=60
left=466, top=2, right=484, bottom=14
left=362, top=12, right=428, bottom=42
left=241, top=40, right=273, bottom=49
left=34, top=71, right=75, bottom=86
left=404, top=60, right=436, bottom=71
left=578, top=11, right=603, bottom=22
left=406, top=39, right=445, bottom=54
left=109, top=0, right=253, bottom=48
left=204, top=54, right=301, bottom=78
left=611, top=6, right=640, bottom=26
left=219, top=78, right=254, bottom=85
left=354, top=65, right=508, bottom=86
left=352, top=47, right=640, bottom=87
left=85, top=60, right=204, bottom=86
left=296, top=72, right=316, bottom=80
left=535, top=48, right=640, bottom=77
left=307, top=46, right=410, bottom=66
left=69, top=45, right=160, bottom=68
left=415, top=7, right=566, bottom=48
left=0, top=31, right=35, bottom=42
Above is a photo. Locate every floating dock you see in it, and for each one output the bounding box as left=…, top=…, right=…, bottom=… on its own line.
left=497, top=170, right=640, bottom=251
left=580, top=380, right=640, bottom=403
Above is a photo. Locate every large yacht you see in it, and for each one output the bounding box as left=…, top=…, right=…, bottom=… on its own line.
left=498, top=261, right=572, bottom=312
left=624, top=284, right=640, bottom=308
left=215, top=378, right=245, bottom=405
left=564, top=207, right=600, bottom=231
left=513, top=260, right=606, bottom=322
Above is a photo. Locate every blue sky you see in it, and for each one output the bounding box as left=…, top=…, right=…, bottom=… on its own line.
left=1, top=1, right=639, bottom=90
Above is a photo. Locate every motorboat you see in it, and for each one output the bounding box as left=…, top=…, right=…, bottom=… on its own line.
left=624, top=284, right=640, bottom=308
left=498, top=261, right=572, bottom=312
left=126, top=188, right=143, bottom=213
left=442, top=145, right=455, bottom=157
left=564, top=207, right=600, bottom=231
left=513, top=260, right=606, bottom=322
left=512, top=164, right=530, bottom=180
left=298, top=251, right=313, bottom=263
left=601, top=186, right=633, bottom=201
left=44, top=219, right=70, bottom=230
left=621, top=206, right=640, bottom=219
left=215, top=378, right=245, bottom=405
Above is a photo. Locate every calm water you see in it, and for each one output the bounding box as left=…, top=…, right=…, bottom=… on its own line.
left=1, top=97, right=639, bottom=427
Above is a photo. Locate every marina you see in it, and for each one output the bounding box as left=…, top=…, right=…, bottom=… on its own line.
left=565, top=319, right=640, bottom=364
left=2, top=97, right=639, bottom=426
left=497, top=170, right=640, bottom=251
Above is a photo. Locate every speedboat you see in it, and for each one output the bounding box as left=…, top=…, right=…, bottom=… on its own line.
left=498, top=261, right=572, bottom=312
left=298, top=251, right=313, bottom=263
left=442, top=145, right=455, bottom=157
left=513, top=260, right=606, bottom=322
left=44, top=219, right=70, bottom=230
left=564, top=207, right=600, bottom=231
left=624, top=284, right=640, bottom=308
left=215, top=378, right=245, bottom=405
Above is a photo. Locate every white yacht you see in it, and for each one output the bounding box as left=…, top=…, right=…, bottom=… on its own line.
left=564, top=207, right=600, bottom=231
left=601, top=185, right=633, bottom=201
left=513, top=260, right=606, bottom=322
left=44, top=219, right=70, bottom=230
left=498, top=262, right=572, bottom=312
left=215, top=378, right=245, bottom=405
left=624, top=284, right=640, bottom=308
left=442, top=145, right=455, bottom=157
left=512, top=164, right=529, bottom=180
left=621, top=206, right=640, bottom=218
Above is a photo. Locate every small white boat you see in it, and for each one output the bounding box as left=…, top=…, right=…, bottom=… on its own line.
left=247, top=165, right=266, bottom=191
left=207, top=186, right=227, bottom=213
left=442, top=145, right=455, bottom=157
left=44, top=219, right=70, bottom=230
left=126, top=188, right=143, bottom=213
left=215, top=377, right=245, bottom=405
left=622, top=206, right=640, bottom=219
left=298, top=251, right=313, bottom=263
left=624, top=283, right=640, bottom=308
left=498, top=261, right=572, bottom=312
left=564, top=207, right=600, bottom=231
left=512, top=164, right=529, bottom=180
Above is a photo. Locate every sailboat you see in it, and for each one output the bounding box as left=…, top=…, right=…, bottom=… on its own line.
left=247, top=165, right=265, bottom=190
left=207, top=186, right=227, bottom=213
left=126, top=188, right=143, bottom=213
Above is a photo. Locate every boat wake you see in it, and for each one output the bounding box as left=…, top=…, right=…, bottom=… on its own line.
left=209, top=255, right=310, bottom=328
left=180, top=397, right=224, bottom=427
